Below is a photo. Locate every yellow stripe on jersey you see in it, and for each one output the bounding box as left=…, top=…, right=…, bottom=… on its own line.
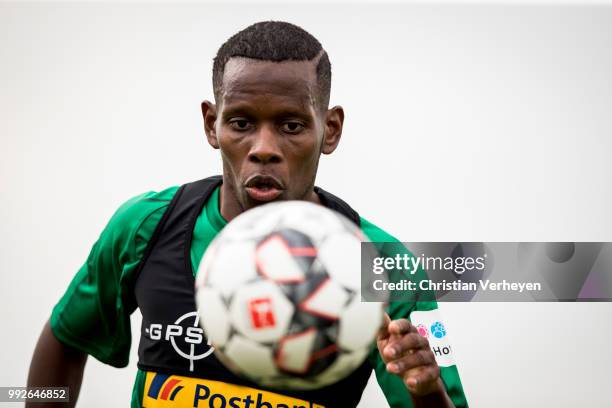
left=142, top=371, right=325, bottom=408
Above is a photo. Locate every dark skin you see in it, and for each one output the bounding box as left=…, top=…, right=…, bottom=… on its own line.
left=26, top=321, right=87, bottom=408
left=378, top=316, right=455, bottom=407
left=201, top=57, right=342, bottom=221
left=27, top=56, right=454, bottom=407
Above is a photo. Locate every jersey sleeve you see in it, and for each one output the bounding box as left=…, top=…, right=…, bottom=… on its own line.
left=360, top=217, right=469, bottom=408
left=49, top=189, right=175, bottom=367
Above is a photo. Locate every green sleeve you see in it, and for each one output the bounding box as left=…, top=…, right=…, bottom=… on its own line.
left=360, top=217, right=469, bottom=408
left=49, top=187, right=178, bottom=367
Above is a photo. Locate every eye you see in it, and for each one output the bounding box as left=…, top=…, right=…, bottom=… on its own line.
left=229, top=119, right=252, bottom=131
left=281, top=121, right=305, bottom=134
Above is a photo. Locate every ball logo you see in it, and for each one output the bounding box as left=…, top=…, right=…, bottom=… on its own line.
left=430, top=321, right=447, bottom=339
left=145, top=311, right=214, bottom=372
left=416, top=324, right=429, bottom=338
left=248, top=298, right=276, bottom=329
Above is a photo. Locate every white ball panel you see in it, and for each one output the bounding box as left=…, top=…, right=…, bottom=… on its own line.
left=225, top=335, right=279, bottom=379
left=277, top=202, right=346, bottom=245
left=318, top=232, right=363, bottom=291
left=316, top=347, right=371, bottom=385
left=195, top=287, right=231, bottom=347
left=300, top=279, right=350, bottom=320
left=338, top=298, right=384, bottom=352
left=256, top=235, right=306, bottom=282
left=276, top=328, right=317, bottom=373
left=206, top=241, right=257, bottom=299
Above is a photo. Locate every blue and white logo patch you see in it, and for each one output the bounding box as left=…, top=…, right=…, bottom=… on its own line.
left=409, top=309, right=455, bottom=367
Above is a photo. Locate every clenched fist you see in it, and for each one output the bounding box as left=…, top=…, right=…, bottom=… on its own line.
left=377, top=314, right=455, bottom=407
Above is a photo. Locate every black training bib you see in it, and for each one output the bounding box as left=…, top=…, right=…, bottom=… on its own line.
left=134, top=176, right=371, bottom=407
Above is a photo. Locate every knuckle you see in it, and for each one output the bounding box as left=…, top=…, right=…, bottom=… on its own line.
left=398, top=319, right=411, bottom=333
left=409, top=333, right=423, bottom=348
left=417, top=350, right=430, bottom=366
left=420, top=336, right=430, bottom=348
left=398, top=334, right=413, bottom=351
left=426, top=350, right=436, bottom=364
left=418, top=368, right=433, bottom=383
left=429, top=365, right=440, bottom=380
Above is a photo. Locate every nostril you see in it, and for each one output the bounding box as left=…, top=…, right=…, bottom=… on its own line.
left=248, top=152, right=281, bottom=164
left=248, top=154, right=262, bottom=164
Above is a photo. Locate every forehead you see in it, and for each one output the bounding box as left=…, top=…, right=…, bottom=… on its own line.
left=220, top=57, right=319, bottom=110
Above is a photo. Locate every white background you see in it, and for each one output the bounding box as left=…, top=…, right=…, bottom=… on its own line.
left=2, top=2, right=612, bottom=407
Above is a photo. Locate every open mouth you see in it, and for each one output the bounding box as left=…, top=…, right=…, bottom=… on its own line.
left=244, top=175, right=284, bottom=203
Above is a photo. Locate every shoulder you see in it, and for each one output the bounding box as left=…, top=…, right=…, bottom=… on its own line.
left=101, top=185, right=181, bottom=248
left=111, top=186, right=179, bottom=223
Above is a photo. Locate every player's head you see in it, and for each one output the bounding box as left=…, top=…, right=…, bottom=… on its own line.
left=201, top=21, right=344, bottom=218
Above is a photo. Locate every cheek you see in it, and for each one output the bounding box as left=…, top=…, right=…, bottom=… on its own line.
left=218, top=132, right=248, bottom=170
left=287, top=136, right=321, bottom=174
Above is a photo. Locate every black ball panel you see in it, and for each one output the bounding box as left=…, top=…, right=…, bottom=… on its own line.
left=253, top=228, right=343, bottom=378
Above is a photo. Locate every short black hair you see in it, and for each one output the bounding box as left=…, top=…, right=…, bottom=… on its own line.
left=213, top=21, right=331, bottom=109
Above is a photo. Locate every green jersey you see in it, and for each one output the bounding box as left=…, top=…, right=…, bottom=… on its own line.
left=51, top=184, right=468, bottom=407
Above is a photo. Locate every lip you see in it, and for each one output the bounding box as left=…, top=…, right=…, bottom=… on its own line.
left=244, top=174, right=285, bottom=203
left=245, top=186, right=283, bottom=202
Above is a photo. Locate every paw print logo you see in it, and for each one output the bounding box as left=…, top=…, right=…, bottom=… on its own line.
left=430, top=321, right=447, bottom=339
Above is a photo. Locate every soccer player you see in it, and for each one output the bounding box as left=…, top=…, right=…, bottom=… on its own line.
left=27, top=22, right=468, bottom=408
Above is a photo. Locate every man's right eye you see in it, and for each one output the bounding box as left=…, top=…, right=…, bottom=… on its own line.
left=229, top=119, right=251, bottom=131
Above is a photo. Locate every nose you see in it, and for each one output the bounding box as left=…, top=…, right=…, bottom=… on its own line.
left=248, top=125, right=283, bottom=165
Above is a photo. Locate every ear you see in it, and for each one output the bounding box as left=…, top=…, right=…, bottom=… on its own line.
left=321, top=106, right=344, bottom=155
left=201, top=100, right=219, bottom=149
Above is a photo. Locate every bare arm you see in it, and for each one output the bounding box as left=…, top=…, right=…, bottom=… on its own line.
left=26, top=319, right=88, bottom=408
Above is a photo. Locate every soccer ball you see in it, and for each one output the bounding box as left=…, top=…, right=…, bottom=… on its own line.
left=194, top=201, right=385, bottom=390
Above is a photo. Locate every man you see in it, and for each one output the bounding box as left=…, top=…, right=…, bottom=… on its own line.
left=28, top=21, right=468, bottom=407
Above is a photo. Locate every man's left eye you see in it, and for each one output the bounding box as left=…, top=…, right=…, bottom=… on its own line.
left=281, top=122, right=304, bottom=133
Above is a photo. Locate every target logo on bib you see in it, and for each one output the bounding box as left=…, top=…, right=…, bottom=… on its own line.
left=409, top=309, right=455, bottom=367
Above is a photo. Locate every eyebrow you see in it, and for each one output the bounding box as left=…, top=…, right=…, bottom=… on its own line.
left=221, top=104, right=314, bottom=121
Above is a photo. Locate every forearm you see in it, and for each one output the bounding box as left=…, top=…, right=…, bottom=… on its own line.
left=409, top=378, right=455, bottom=408
left=26, top=320, right=88, bottom=408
